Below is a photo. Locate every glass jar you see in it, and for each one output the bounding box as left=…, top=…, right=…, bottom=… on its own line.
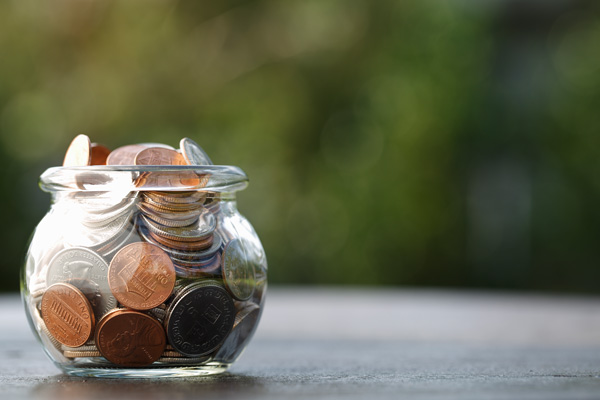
left=21, top=165, right=267, bottom=378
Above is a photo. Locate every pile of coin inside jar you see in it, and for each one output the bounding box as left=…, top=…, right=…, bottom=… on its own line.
left=29, top=135, right=263, bottom=368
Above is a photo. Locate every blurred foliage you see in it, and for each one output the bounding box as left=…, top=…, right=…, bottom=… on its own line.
left=1, top=0, right=600, bottom=292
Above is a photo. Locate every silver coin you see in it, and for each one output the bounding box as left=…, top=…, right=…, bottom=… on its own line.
left=63, top=191, right=137, bottom=214
left=46, top=247, right=116, bottom=321
left=141, top=210, right=216, bottom=241
left=180, top=137, right=213, bottom=165
left=164, top=281, right=235, bottom=357
left=64, top=212, right=133, bottom=249
left=222, top=239, right=255, bottom=301
left=138, top=142, right=175, bottom=150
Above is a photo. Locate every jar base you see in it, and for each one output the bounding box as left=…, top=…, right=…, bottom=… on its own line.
left=61, top=362, right=231, bottom=378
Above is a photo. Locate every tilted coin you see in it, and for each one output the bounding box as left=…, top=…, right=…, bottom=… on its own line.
left=213, top=303, right=261, bottom=362
left=180, top=137, right=213, bottom=165
left=106, top=144, right=148, bottom=165
left=41, top=283, right=95, bottom=347
left=46, top=247, right=116, bottom=321
left=165, top=281, right=235, bottom=357
left=63, top=134, right=91, bottom=166
left=108, top=242, right=175, bottom=310
left=95, top=309, right=166, bottom=367
left=90, top=143, right=111, bottom=165
left=222, top=239, right=256, bottom=301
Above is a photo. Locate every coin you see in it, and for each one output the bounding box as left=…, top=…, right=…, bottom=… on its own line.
left=213, top=303, right=260, bottom=362
left=146, top=190, right=207, bottom=205
left=134, top=148, right=187, bottom=166
left=142, top=211, right=216, bottom=242
left=137, top=223, right=221, bottom=261
left=95, top=309, right=166, bottom=367
left=140, top=210, right=199, bottom=228
left=222, top=239, right=256, bottom=301
left=63, top=350, right=101, bottom=358
left=63, top=134, right=92, bottom=166
left=147, top=229, right=214, bottom=251
left=106, top=144, right=147, bottom=165
left=90, top=143, right=111, bottom=165
left=108, top=242, right=175, bottom=310
left=62, top=344, right=98, bottom=352
left=180, top=137, right=213, bottom=165
left=41, top=283, right=95, bottom=348
left=63, top=211, right=134, bottom=250
left=46, top=247, right=116, bottom=321
left=164, top=281, right=235, bottom=357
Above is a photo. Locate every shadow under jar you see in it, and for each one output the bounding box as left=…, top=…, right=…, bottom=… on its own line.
left=22, top=165, right=267, bottom=378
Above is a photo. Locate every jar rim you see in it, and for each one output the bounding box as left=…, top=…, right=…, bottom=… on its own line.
left=39, top=165, right=248, bottom=193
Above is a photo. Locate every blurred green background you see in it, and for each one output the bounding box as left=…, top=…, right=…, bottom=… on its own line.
left=1, top=0, right=599, bottom=293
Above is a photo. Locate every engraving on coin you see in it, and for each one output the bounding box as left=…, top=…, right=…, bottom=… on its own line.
left=108, top=242, right=176, bottom=310
left=46, top=247, right=116, bottom=321
left=63, top=134, right=91, bottom=166
left=180, top=137, right=213, bottom=165
left=165, top=282, right=235, bottom=356
left=222, top=239, right=256, bottom=301
left=96, top=309, right=166, bottom=367
left=41, top=283, right=95, bottom=347
left=134, top=148, right=187, bottom=166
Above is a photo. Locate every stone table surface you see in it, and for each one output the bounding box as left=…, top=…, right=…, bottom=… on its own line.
left=1, top=287, right=600, bottom=399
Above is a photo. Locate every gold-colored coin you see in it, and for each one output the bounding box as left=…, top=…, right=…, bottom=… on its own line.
left=63, top=134, right=91, bottom=166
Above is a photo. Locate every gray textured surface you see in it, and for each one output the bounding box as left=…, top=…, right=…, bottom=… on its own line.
left=1, top=287, right=600, bottom=399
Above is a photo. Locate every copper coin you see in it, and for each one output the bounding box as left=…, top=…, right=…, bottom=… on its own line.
left=41, top=283, right=95, bottom=347
left=90, top=143, right=111, bottom=165
left=106, top=144, right=147, bottom=165
left=63, top=134, right=91, bottom=166
left=147, top=229, right=214, bottom=251
left=222, top=239, right=256, bottom=301
left=95, top=309, right=166, bottom=367
left=134, top=148, right=187, bottom=166
left=108, top=242, right=176, bottom=310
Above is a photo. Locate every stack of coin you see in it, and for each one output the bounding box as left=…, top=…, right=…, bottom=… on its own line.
left=132, top=143, right=223, bottom=279
left=60, top=192, right=137, bottom=259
